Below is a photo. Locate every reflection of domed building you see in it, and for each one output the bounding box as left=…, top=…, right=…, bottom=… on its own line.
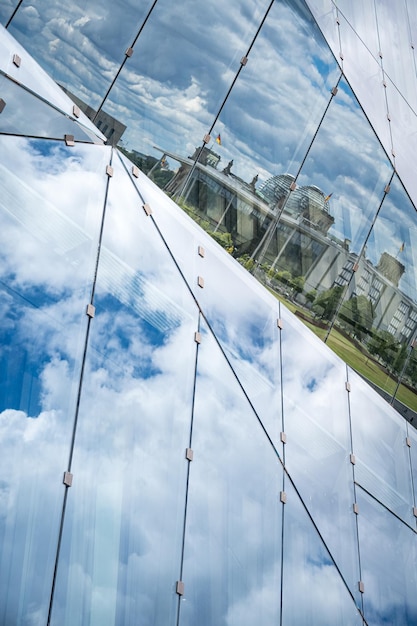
left=258, top=173, right=295, bottom=205
left=259, top=175, right=334, bottom=234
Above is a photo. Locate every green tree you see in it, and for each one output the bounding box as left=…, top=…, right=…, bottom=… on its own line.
left=305, top=289, right=317, bottom=305
left=339, top=295, right=374, bottom=340
left=367, top=329, right=401, bottom=371
left=290, top=275, right=305, bottom=294
left=275, top=270, right=292, bottom=285
left=312, top=286, right=344, bottom=321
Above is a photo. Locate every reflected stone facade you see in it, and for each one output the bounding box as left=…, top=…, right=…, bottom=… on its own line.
left=1, top=2, right=417, bottom=625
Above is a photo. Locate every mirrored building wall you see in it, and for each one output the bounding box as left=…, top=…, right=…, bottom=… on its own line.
left=2, top=0, right=417, bottom=415
left=1, top=5, right=417, bottom=626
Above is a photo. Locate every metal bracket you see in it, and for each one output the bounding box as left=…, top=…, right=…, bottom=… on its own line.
left=86, top=303, right=95, bottom=318
left=280, top=432, right=287, bottom=444
left=277, top=318, right=283, bottom=330
left=143, top=203, right=152, bottom=216
left=345, top=381, right=351, bottom=392
left=176, top=581, right=185, bottom=596
left=12, top=53, right=21, bottom=67
left=280, top=491, right=287, bottom=504
left=132, top=165, right=140, bottom=178
left=194, top=331, right=202, bottom=344
left=0, top=99, right=6, bottom=114
left=73, top=104, right=80, bottom=118
left=106, top=164, right=114, bottom=177
left=198, top=245, right=205, bottom=258
left=185, top=448, right=194, bottom=461
left=63, top=471, right=73, bottom=487
left=64, top=134, right=75, bottom=146
left=197, top=276, right=204, bottom=288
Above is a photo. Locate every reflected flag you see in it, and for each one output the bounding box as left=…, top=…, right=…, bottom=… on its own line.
left=400, top=241, right=405, bottom=252
left=324, top=192, right=333, bottom=202
left=216, top=133, right=222, bottom=145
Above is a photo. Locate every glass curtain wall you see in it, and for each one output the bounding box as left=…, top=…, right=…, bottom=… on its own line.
left=3, top=0, right=417, bottom=415
left=1, top=5, right=417, bottom=625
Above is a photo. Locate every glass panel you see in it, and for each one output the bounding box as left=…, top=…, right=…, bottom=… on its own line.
left=375, top=0, right=417, bottom=112
left=49, top=151, right=199, bottom=626
left=6, top=1, right=156, bottom=110
left=304, top=0, right=340, bottom=57
left=333, top=10, right=392, bottom=158
left=280, top=306, right=360, bottom=603
left=0, top=24, right=104, bottom=141
left=295, top=75, right=392, bottom=258
left=407, top=422, right=417, bottom=514
left=162, top=0, right=341, bottom=270
left=255, top=74, right=392, bottom=339
left=0, top=136, right=108, bottom=623
left=100, top=0, right=273, bottom=160
left=328, top=173, right=417, bottom=414
left=122, top=151, right=283, bottom=444
left=0, top=2, right=18, bottom=25
left=333, top=1, right=380, bottom=58
left=281, top=478, right=363, bottom=625
left=0, top=73, right=99, bottom=142
left=385, top=81, right=417, bottom=208
left=348, top=367, right=414, bottom=525
left=180, top=317, right=282, bottom=626
left=357, top=487, right=417, bottom=625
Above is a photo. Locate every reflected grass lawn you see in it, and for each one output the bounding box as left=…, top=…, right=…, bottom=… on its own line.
left=269, top=290, right=417, bottom=413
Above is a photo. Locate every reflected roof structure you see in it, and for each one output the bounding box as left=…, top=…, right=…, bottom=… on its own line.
left=1, top=3, right=417, bottom=624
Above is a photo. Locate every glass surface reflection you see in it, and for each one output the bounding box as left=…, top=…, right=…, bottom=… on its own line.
left=348, top=174, right=417, bottom=412
left=124, top=153, right=283, bottom=444
left=5, top=1, right=155, bottom=111
left=0, top=136, right=108, bottom=624
left=406, top=425, right=417, bottom=514
left=49, top=150, right=199, bottom=626
left=348, top=367, right=414, bottom=525
left=357, top=487, right=417, bottom=626
left=180, top=317, right=282, bottom=626
left=0, top=73, right=99, bottom=142
left=374, top=1, right=417, bottom=112
left=281, top=479, right=363, bottom=625
left=280, top=306, right=360, bottom=604
left=181, top=0, right=340, bottom=193
left=0, top=24, right=104, bottom=141
left=318, top=6, right=392, bottom=159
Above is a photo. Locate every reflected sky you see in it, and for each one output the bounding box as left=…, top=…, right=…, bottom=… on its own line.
left=3, top=0, right=339, bottom=183
left=307, top=0, right=417, bottom=209
left=296, top=76, right=393, bottom=255
left=357, top=487, right=417, bottom=626
left=0, top=137, right=109, bottom=624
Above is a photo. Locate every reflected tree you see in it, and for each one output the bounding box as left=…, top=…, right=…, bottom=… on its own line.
left=367, top=330, right=407, bottom=375
left=312, top=286, right=344, bottom=321
left=339, top=295, right=375, bottom=341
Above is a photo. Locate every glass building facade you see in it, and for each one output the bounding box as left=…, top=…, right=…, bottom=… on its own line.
left=0, top=1, right=417, bottom=624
